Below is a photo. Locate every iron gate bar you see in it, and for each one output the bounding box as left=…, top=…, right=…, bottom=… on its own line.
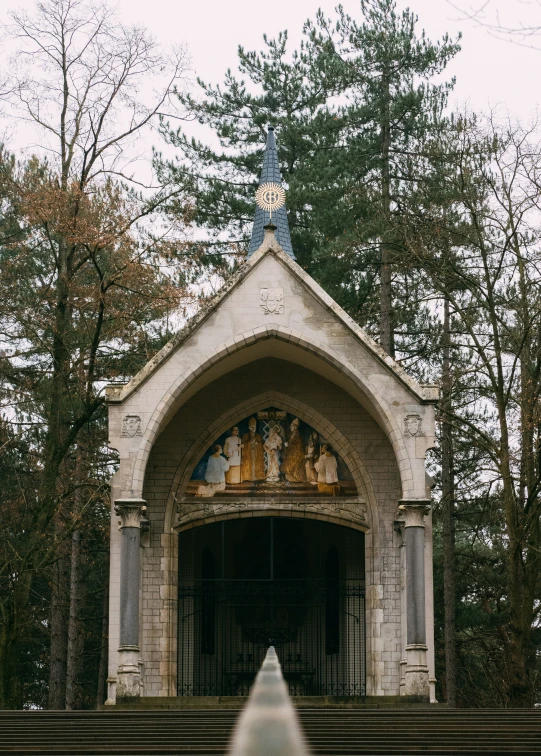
left=177, top=579, right=366, bottom=697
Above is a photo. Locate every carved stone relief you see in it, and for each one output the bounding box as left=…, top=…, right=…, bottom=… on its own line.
left=175, top=498, right=368, bottom=531
left=122, top=414, right=143, bottom=437
left=404, top=413, right=424, bottom=437
left=187, top=407, right=356, bottom=499
left=260, top=287, right=284, bottom=315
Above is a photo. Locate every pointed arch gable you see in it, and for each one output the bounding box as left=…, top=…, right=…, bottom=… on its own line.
left=129, top=326, right=414, bottom=498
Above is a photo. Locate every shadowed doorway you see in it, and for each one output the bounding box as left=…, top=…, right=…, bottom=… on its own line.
left=177, top=517, right=366, bottom=696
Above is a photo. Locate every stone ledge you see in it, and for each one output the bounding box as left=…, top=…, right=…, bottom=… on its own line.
left=177, top=496, right=366, bottom=506
left=104, top=694, right=433, bottom=710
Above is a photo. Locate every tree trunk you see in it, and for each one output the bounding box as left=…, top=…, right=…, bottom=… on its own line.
left=496, top=385, right=531, bottom=707
left=441, top=296, right=457, bottom=707
left=65, top=528, right=84, bottom=709
left=96, top=582, right=109, bottom=708
left=380, top=246, right=393, bottom=356
left=506, top=240, right=540, bottom=707
left=0, top=608, right=21, bottom=709
left=66, top=440, right=85, bottom=710
left=48, top=555, right=69, bottom=709
left=0, top=570, right=33, bottom=709
left=379, top=69, right=394, bottom=357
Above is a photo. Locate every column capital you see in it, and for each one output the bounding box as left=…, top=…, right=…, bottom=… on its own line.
left=114, top=498, right=147, bottom=529
left=398, top=499, right=431, bottom=528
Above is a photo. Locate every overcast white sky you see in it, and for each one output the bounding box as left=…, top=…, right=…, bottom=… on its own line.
left=1, top=0, right=540, bottom=159
left=110, top=0, right=539, bottom=121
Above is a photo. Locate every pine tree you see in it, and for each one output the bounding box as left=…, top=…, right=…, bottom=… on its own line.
left=159, top=2, right=459, bottom=360
left=305, top=0, right=460, bottom=355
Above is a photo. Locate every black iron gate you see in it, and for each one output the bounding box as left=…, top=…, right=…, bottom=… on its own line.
left=177, top=579, right=366, bottom=697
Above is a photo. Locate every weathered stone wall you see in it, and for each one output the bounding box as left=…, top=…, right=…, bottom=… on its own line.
left=138, top=358, right=403, bottom=697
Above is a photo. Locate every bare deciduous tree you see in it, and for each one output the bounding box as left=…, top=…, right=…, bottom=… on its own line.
left=0, top=0, right=193, bottom=708
left=404, top=112, right=541, bottom=706
left=447, top=0, right=541, bottom=49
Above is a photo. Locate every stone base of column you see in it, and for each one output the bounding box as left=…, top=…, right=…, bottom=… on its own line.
left=399, top=658, right=407, bottom=695
left=404, top=643, right=430, bottom=699
left=104, top=677, right=117, bottom=706
left=116, top=646, right=141, bottom=701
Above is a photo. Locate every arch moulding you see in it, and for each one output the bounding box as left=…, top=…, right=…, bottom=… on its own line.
left=129, top=326, right=414, bottom=499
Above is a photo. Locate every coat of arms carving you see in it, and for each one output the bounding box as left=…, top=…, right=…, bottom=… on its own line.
left=260, top=287, right=284, bottom=315
left=404, top=413, right=424, bottom=437
left=122, top=414, right=143, bottom=437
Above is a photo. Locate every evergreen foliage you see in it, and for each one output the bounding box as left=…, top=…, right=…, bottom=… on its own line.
left=158, top=0, right=460, bottom=356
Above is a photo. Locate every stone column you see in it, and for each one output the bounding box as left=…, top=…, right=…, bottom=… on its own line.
left=114, top=498, right=146, bottom=701
left=398, top=500, right=431, bottom=699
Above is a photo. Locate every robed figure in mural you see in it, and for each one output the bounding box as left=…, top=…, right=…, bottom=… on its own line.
left=305, top=430, right=319, bottom=485
left=241, top=417, right=265, bottom=481
left=281, top=416, right=306, bottom=482
left=264, top=424, right=283, bottom=481
left=197, top=445, right=230, bottom=497
left=315, top=443, right=339, bottom=495
left=224, top=426, right=242, bottom=484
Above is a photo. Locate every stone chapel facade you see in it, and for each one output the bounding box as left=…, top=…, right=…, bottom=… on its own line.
left=105, top=128, right=438, bottom=705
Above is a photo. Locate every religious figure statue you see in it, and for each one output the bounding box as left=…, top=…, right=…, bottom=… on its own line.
left=315, top=443, right=340, bottom=495
left=241, top=417, right=265, bottom=481
left=264, top=424, right=283, bottom=481
left=281, top=416, right=306, bottom=482
left=223, top=426, right=242, bottom=484
left=196, top=445, right=230, bottom=497
left=305, top=430, right=319, bottom=485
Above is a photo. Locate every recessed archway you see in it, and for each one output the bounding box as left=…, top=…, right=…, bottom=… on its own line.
left=158, top=386, right=383, bottom=698
left=129, top=326, right=414, bottom=500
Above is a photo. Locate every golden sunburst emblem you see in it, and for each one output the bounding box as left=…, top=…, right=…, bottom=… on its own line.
left=255, top=182, right=286, bottom=219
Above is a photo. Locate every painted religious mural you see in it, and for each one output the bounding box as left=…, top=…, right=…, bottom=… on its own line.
left=186, top=409, right=356, bottom=498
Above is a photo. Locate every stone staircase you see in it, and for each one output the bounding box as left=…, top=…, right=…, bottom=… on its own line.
left=0, top=708, right=540, bottom=755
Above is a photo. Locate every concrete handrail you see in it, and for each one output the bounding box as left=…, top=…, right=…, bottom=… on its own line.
left=227, top=646, right=312, bottom=756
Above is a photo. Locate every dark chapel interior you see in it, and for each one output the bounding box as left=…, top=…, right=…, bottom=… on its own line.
left=177, top=518, right=366, bottom=697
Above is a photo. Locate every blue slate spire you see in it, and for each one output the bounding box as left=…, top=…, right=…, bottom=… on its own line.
left=248, top=126, right=295, bottom=259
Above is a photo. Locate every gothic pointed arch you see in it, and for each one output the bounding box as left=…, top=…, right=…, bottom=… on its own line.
left=129, top=326, right=413, bottom=500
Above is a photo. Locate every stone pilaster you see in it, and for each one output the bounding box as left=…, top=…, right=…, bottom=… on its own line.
left=394, top=520, right=407, bottom=695
left=397, top=500, right=431, bottom=699
left=114, top=498, right=146, bottom=701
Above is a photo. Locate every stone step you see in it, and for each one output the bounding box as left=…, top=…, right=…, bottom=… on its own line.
left=1, top=709, right=540, bottom=755
left=104, top=695, right=431, bottom=710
